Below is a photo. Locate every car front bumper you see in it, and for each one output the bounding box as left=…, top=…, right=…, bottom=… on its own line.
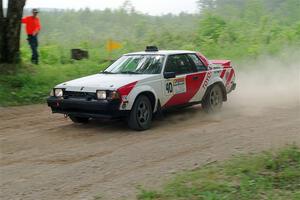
left=47, top=97, right=129, bottom=119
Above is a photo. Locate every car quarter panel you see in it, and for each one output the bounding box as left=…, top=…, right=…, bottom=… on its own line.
left=216, top=66, right=236, bottom=92
left=188, top=71, right=210, bottom=102
left=118, top=75, right=162, bottom=111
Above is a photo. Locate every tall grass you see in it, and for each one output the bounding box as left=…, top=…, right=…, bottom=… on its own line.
left=0, top=53, right=109, bottom=106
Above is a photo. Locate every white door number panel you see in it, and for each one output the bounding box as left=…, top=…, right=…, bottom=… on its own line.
left=165, top=77, right=186, bottom=96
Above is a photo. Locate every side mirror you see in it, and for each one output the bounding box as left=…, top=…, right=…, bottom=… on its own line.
left=164, top=72, right=176, bottom=79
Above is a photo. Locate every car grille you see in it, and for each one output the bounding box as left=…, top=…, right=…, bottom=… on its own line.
left=64, top=91, right=96, bottom=99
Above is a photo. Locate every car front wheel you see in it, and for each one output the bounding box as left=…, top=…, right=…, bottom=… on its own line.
left=128, top=95, right=153, bottom=131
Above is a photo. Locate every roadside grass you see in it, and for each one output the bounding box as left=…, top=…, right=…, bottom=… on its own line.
left=0, top=60, right=108, bottom=106
left=1, top=44, right=299, bottom=107
left=138, top=145, right=300, bottom=200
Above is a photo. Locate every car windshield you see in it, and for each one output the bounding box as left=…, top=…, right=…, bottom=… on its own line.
left=103, top=55, right=165, bottom=74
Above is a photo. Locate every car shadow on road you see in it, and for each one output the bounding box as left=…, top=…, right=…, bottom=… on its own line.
left=55, top=105, right=224, bottom=135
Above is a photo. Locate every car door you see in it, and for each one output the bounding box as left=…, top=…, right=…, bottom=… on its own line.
left=186, top=53, right=209, bottom=102
left=162, top=54, right=201, bottom=108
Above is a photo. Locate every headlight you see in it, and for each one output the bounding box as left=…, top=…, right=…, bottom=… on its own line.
left=54, top=88, right=63, bottom=97
left=96, top=90, right=107, bottom=99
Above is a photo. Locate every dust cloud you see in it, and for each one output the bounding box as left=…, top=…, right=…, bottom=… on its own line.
left=164, top=49, right=300, bottom=122
left=228, top=49, right=300, bottom=116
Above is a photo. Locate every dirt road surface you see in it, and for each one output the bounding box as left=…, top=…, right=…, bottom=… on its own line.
left=1, top=63, right=300, bottom=200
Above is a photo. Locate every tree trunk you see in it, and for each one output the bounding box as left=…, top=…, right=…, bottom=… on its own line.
left=0, top=0, right=3, bottom=18
left=0, top=0, right=5, bottom=62
left=0, top=0, right=26, bottom=64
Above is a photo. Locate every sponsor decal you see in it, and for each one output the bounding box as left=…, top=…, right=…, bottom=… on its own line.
left=165, top=78, right=186, bottom=95
left=173, top=78, right=186, bottom=94
left=202, top=71, right=212, bottom=89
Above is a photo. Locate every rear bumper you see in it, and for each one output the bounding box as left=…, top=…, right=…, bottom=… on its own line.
left=47, top=97, right=129, bottom=119
left=231, top=83, right=236, bottom=91
left=228, top=82, right=236, bottom=94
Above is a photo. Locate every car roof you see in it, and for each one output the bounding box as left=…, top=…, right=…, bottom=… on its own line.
left=125, top=50, right=197, bottom=56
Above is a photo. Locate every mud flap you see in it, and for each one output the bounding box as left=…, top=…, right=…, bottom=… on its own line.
left=228, top=83, right=236, bottom=94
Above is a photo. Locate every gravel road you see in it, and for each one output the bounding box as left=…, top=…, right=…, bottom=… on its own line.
left=1, top=63, right=300, bottom=200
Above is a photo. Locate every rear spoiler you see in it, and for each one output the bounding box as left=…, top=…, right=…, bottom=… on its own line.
left=210, top=60, right=231, bottom=68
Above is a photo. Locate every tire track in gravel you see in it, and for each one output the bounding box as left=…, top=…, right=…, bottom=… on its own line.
left=1, top=99, right=299, bottom=200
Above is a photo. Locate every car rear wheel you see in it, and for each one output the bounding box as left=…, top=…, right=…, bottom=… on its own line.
left=202, top=84, right=223, bottom=113
left=128, top=95, right=153, bottom=131
left=69, top=116, right=89, bottom=124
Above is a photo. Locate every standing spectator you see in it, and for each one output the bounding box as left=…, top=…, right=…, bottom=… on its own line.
left=22, top=8, right=41, bottom=64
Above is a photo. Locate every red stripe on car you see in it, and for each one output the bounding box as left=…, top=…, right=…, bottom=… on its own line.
left=220, top=69, right=226, bottom=79
left=226, top=69, right=235, bottom=86
left=163, top=72, right=207, bottom=108
left=117, top=81, right=138, bottom=98
left=196, top=52, right=209, bottom=67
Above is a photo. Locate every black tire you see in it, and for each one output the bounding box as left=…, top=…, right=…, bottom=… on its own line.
left=127, top=95, right=153, bottom=131
left=202, top=84, right=223, bottom=113
left=69, top=116, right=89, bottom=124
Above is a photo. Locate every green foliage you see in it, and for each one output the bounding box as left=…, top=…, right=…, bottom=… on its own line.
left=20, top=0, right=300, bottom=60
left=138, top=145, right=300, bottom=200
left=197, top=0, right=300, bottom=25
left=195, top=0, right=300, bottom=59
left=21, top=8, right=199, bottom=49
left=0, top=61, right=108, bottom=106
left=1, top=0, right=299, bottom=106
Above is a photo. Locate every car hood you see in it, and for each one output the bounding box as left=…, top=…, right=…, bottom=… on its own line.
left=56, top=74, right=158, bottom=92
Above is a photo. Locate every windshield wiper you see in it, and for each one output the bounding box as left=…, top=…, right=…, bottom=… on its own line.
left=120, top=71, right=141, bottom=74
left=101, top=71, right=115, bottom=74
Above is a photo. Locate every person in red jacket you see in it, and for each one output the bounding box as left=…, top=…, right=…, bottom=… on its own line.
left=22, top=9, right=41, bottom=64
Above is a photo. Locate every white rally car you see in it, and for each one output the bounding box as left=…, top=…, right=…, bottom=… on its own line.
left=47, top=46, right=236, bottom=130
